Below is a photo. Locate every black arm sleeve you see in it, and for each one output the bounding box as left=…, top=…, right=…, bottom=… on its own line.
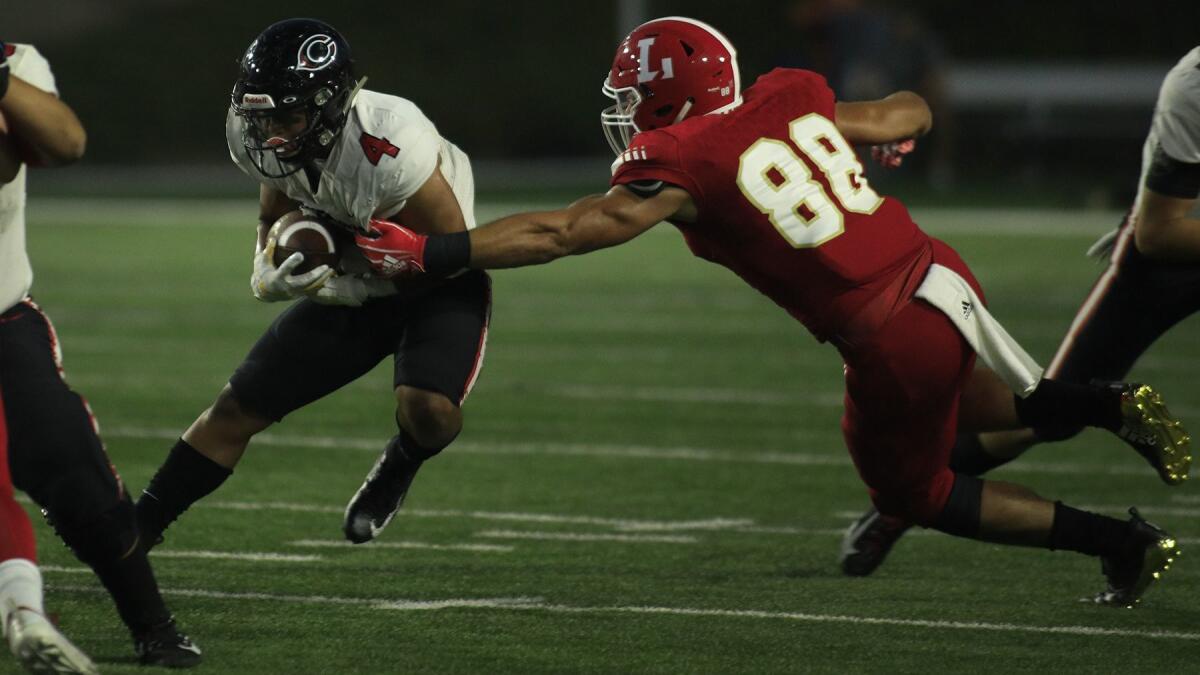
left=621, top=179, right=679, bottom=198
left=424, top=230, right=471, bottom=275
left=1145, top=143, right=1200, bottom=199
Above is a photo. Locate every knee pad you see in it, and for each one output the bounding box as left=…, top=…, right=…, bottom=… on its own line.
left=932, top=474, right=983, bottom=538
left=869, top=470, right=960, bottom=527
left=1032, top=424, right=1084, bottom=443
left=23, top=466, right=121, bottom=531
left=51, top=495, right=140, bottom=568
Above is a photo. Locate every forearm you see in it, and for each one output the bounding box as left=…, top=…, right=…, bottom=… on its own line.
left=837, top=91, right=932, bottom=145
left=1134, top=216, right=1200, bottom=260
left=464, top=211, right=575, bottom=269
left=0, top=77, right=86, bottom=166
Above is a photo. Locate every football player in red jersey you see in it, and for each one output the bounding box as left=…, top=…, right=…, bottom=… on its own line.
left=353, top=17, right=1188, bottom=606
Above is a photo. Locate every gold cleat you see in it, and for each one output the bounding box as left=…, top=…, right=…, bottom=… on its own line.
left=1116, top=384, right=1192, bottom=485
left=1091, top=508, right=1181, bottom=609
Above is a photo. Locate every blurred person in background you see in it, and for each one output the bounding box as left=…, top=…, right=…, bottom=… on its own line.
left=840, top=46, right=1200, bottom=578
left=0, top=41, right=200, bottom=671
left=351, top=16, right=1188, bottom=608
left=781, top=0, right=954, bottom=190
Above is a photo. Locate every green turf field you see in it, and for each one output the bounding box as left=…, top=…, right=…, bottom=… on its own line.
left=15, top=199, right=1200, bottom=674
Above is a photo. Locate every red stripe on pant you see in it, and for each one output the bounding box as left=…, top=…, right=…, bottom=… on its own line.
left=0, top=383, right=38, bottom=562
left=458, top=275, right=492, bottom=406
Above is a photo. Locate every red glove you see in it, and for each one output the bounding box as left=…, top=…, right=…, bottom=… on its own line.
left=870, top=139, right=916, bottom=169
left=355, top=218, right=428, bottom=277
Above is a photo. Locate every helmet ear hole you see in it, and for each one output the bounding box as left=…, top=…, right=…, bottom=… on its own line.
left=654, top=104, right=674, bottom=118
left=680, top=40, right=695, bottom=56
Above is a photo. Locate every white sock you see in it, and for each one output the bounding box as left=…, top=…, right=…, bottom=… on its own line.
left=0, top=558, right=44, bottom=635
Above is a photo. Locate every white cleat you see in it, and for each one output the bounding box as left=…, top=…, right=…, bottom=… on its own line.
left=5, top=607, right=99, bottom=675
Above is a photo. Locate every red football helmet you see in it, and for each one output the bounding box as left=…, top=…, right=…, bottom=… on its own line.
left=602, top=16, right=742, bottom=153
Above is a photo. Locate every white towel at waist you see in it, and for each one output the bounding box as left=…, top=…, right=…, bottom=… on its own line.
left=914, top=264, right=1043, bottom=397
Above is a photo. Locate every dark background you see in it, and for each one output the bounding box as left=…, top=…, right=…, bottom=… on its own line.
left=7, top=0, right=1199, bottom=202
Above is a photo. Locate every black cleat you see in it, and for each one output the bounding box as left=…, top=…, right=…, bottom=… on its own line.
left=1091, top=508, right=1181, bottom=609
left=342, top=449, right=423, bottom=544
left=133, top=617, right=202, bottom=668
left=839, top=507, right=913, bottom=577
left=1110, top=382, right=1191, bottom=485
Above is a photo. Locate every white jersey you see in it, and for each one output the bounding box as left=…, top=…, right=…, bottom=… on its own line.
left=0, top=44, right=58, bottom=313
left=226, top=89, right=475, bottom=232
left=1135, top=46, right=1200, bottom=217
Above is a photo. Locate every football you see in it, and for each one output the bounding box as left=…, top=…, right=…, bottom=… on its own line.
left=270, top=211, right=341, bottom=274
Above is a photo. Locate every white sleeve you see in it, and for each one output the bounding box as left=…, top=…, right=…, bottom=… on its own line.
left=1153, top=54, right=1200, bottom=164
left=391, top=122, right=441, bottom=202
left=8, top=44, right=58, bottom=96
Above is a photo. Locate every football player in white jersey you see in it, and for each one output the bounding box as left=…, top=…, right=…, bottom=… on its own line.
left=136, top=19, right=490, bottom=551
left=841, top=46, right=1200, bottom=577
left=0, top=42, right=200, bottom=671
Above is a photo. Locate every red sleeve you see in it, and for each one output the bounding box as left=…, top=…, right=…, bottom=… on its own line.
left=755, top=68, right=836, bottom=115
left=609, top=130, right=704, bottom=201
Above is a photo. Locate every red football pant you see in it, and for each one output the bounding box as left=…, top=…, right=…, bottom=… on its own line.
left=0, top=385, right=38, bottom=562
left=840, top=240, right=982, bottom=526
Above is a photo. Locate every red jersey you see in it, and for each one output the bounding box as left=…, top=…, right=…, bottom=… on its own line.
left=611, top=68, right=931, bottom=342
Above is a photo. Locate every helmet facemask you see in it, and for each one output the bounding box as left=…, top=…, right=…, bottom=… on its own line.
left=601, top=78, right=642, bottom=155
left=601, top=17, right=742, bottom=156
left=234, top=78, right=363, bottom=179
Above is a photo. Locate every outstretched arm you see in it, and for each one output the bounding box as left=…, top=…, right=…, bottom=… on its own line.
left=468, top=186, right=691, bottom=268
left=355, top=185, right=693, bottom=275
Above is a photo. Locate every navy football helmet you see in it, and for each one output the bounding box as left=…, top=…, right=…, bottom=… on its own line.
left=231, top=18, right=361, bottom=177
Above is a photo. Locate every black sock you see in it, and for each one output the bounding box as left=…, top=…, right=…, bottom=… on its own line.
left=1049, top=502, right=1132, bottom=557
left=92, top=544, right=173, bottom=634
left=136, top=439, right=232, bottom=543
left=1014, top=379, right=1122, bottom=432
left=55, top=497, right=171, bottom=633
left=948, top=433, right=1011, bottom=476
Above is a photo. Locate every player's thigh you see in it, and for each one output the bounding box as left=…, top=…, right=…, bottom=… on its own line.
left=394, top=271, right=491, bottom=406
left=1048, top=259, right=1200, bottom=383
left=229, top=299, right=395, bottom=422
left=0, top=302, right=121, bottom=512
left=842, top=300, right=972, bottom=507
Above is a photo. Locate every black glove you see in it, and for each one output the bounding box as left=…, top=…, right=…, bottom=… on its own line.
left=0, top=41, right=9, bottom=101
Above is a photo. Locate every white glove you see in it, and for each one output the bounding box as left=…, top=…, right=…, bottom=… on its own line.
left=251, top=238, right=334, bottom=302
left=309, top=274, right=398, bottom=307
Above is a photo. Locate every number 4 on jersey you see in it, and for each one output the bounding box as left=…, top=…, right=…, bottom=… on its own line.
left=360, top=132, right=400, bottom=165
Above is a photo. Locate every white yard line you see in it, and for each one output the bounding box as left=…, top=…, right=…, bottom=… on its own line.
left=528, top=603, right=1200, bottom=641
left=289, top=539, right=514, bottom=553
left=39, top=565, right=93, bottom=575
left=50, top=583, right=541, bottom=611
left=46, top=581, right=1200, bottom=641
left=209, top=501, right=748, bottom=533
left=1075, top=505, right=1200, bottom=518
left=29, top=200, right=1123, bottom=238
left=102, top=425, right=1159, bottom=480
left=476, top=530, right=697, bottom=544
left=149, top=550, right=322, bottom=563
left=543, top=383, right=840, bottom=407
